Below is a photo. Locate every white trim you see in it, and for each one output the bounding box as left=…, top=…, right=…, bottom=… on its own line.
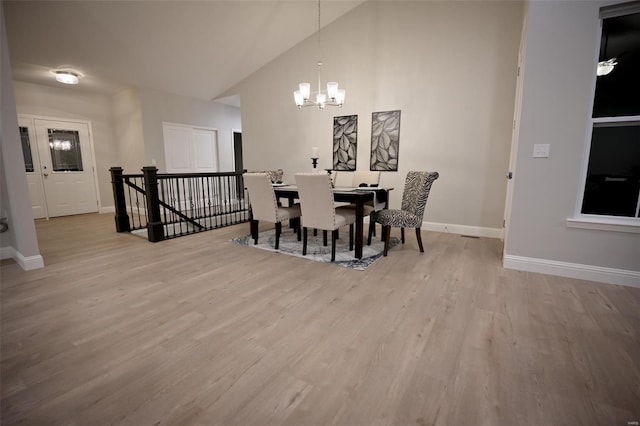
left=592, top=116, right=640, bottom=124
left=567, top=216, right=640, bottom=233
left=100, top=206, right=115, bottom=214
left=0, top=246, right=15, bottom=260
left=86, top=120, right=103, bottom=213
left=0, top=246, right=45, bottom=270
left=503, top=255, right=640, bottom=288
left=421, top=221, right=504, bottom=239
left=162, top=121, right=218, bottom=132
left=600, top=1, right=640, bottom=19
left=16, top=252, right=45, bottom=270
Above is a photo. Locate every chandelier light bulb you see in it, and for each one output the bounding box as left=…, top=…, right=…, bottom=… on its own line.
left=327, top=82, right=338, bottom=100
left=294, top=90, right=304, bottom=107
left=316, top=93, right=326, bottom=110
left=299, top=83, right=311, bottom=101
left=335, top=89, right=345, bottom=106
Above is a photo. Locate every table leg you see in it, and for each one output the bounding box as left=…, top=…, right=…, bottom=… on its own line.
left=250, top=219, right=258, bottom=243
left=355, top=200, right=364, bottom=259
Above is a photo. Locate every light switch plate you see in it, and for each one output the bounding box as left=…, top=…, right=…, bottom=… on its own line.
left=533, top=144, right=550, bottom=158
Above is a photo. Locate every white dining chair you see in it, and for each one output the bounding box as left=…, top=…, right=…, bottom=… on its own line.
left=348, top=170, right=382, bottom=242
left=352, top=170, right=381, bottom=187
left=243, top=173, right=301, bottom=249
left=295, top=173, right=356, bottom=262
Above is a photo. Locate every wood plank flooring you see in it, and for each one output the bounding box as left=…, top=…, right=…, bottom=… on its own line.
left=1, top=213, right=639, bottom=425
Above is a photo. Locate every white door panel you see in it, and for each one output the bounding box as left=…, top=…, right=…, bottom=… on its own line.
left=193, top=130, right=217, bottom=171
left=163, top=123, right=218, bottom=173
left=34, top=119, right=98, bottom=218
left=164, top=126, right=193, bottom=172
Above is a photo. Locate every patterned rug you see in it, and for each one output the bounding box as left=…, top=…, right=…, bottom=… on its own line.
left=232, top=226, right=399, bottom=271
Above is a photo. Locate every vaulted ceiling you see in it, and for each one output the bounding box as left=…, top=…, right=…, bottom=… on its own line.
left=3, top=1, right=363, bottom=105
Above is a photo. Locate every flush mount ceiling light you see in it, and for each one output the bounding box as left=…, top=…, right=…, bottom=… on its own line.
left=293, top=0, right=345, bottom=110
left=52, top=70, right=80, bottom=84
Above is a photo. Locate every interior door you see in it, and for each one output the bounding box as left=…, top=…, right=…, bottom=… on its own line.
left=18, top=118, right=47, bottom=219
left=503, top=13, right=527, bottom=259
left=163, top=123, right=218, bottom=173
left=34, top=119, right=98, bottom=217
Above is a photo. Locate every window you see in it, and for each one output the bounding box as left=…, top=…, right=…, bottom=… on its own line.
left=20, top=126, right=34, bottom=172
left=579, top=6, right=640, bottom=221
left=47, top=128, right=84, bottom=172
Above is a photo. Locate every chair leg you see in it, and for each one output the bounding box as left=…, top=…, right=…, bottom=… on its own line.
left=384, top=225, right=391, bottom=256
left=416, top=228, right=424, bottom=252
left=252, top=220, right=259, bottom=245
left=275, top=222, right=281, bottom=249
left=401, top=228, right=405, bottom=244
left=331, top=230, right=338, bottom=262
left=367, top=220, right=375, bottom=245
left=303, top=227, right=308, bottom=256
left=323, top=230, right=328, bottom=246
left=349, top=224, right=354, bottom=251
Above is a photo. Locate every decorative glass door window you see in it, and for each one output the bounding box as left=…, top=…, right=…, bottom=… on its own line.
left=20, top=126, right=34, bottom=172
left=47, top=128, right=83, bottom=172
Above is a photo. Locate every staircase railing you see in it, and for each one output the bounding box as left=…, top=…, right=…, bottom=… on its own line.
left=110, top=166, right=249, bottom=242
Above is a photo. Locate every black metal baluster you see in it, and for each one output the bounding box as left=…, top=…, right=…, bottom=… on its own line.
left=160, top=178, right=168, bottom=234
left=169, top=178, right=177, bottom=238
left=125, top=179, right=136, bottom=230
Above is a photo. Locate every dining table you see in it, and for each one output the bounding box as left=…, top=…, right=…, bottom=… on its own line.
left=265, top=185, right=392, bottom=259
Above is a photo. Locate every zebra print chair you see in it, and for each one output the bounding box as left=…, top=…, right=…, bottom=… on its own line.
left=375, top=171, right=439, bottom=256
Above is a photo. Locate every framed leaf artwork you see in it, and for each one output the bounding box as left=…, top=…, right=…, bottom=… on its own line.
left=333, top=115, right=357, bottom=170
left=370, top=110, right=401, bottom=171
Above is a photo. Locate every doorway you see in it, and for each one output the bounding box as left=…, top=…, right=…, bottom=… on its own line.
left=19, top=116, right=99, bottom=218
left=233, top=131, right=243, bottom=173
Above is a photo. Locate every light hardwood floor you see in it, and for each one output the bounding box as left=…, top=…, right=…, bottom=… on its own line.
left=1, top=213, right=639, bottom=425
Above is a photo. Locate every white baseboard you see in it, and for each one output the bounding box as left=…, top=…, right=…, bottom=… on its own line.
left=100, top=206, right=115, bottom=214
left=0, top=245, right=44, bottom=270
left=421, top=221, right=504, bottom=239
left=1, top=246, right=14, bottom=260
left=503, top=255, right=640, bottom=288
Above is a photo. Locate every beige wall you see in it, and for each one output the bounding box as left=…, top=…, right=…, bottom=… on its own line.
left=224, top=1, right=524, bottom=231
left=111, top=87, right=145, bottom=174
left=138, top=88, right=242, bottom=173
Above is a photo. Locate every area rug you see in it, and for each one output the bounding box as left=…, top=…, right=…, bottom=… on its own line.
left=232, top=226, right=399, bottom=271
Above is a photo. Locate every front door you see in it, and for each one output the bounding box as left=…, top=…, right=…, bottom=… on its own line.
left=33, top=119, right=99, bottom=217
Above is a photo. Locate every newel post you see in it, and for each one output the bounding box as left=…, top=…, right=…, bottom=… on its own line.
left=110, top=167, right=130, bottom=233
left=142, top=166, right=165, bottom=242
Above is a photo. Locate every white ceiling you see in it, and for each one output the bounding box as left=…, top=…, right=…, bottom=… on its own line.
left=3, top=0, right=364, bottom=106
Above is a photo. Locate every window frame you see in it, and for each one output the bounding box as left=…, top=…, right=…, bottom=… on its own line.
left=569, top=2, right=640, bottom=233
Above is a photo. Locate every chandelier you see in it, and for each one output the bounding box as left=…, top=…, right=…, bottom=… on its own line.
left=293, top=0, right=345, bottom=110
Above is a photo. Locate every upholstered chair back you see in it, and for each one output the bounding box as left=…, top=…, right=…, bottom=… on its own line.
left=352, top=170, right=381, bottom=187
left=243, top=173, right=279, bottom=222
left=295, top=173, right=337, bottom=230
left=400, top=171, right=440, bottom=221
left=248, top=169, right=284, bottom=183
